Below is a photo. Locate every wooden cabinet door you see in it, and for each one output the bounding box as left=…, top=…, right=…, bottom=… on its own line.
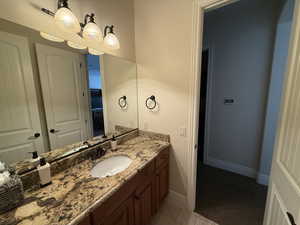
left=77, top=216, right=91, bottom=225
left=104, top=197, right=134, bottom=225
left=156, top=164, right=169, bottom=208
left=134, top=181, right=155, bottom=225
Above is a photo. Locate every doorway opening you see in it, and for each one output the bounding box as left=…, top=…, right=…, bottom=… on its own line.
left=195, top=0, right=295, bottom=224
left=86, top=54, right=105, bottom=137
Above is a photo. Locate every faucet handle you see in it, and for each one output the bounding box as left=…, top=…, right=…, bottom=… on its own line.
left=91, top=147, right=106, bottom=160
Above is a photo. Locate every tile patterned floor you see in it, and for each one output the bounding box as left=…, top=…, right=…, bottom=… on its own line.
left=150, top=199, right=218, bottom=225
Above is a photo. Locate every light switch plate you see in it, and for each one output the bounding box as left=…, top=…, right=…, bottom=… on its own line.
left=179, top=127, right=187, bottom=137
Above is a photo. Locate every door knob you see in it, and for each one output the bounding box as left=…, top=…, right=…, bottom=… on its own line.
left=49, top=129, right=59, bottom=133
left=287, top=212, right=297, bottom=225
left=28, top=133, right=40, bottom=140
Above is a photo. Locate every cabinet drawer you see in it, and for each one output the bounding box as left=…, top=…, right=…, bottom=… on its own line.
left=156, top=148, right=169, bottom=169
left=77, top=216, right=91, bottom=225
left=92, top=174, right=140, bottom=224
left=139, top=159, right=155, bottom=177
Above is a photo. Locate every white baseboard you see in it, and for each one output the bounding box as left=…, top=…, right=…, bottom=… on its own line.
left=257, top=173, right=269, bottom=186
left=166, top=189, right=188, bottom=209
left=205, top=156, right=257, bottom=178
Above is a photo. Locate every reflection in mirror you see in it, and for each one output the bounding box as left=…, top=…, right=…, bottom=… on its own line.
left=0, top=18, right=138, bottom=174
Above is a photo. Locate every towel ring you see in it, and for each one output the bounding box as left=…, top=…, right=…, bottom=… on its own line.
left=118, top=96, right=127, bottom=108
left=145, top=95, right=157, bottom=110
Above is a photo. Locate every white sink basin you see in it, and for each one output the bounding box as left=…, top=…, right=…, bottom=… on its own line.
left=91, top=155, right=132, bottom=178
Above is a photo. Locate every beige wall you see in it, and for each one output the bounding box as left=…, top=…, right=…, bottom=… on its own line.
left=101, top=55, right=138, bottom=133
left=0, top=0, right=135, bottom=61
left=135, top=0, right=194, bottom=196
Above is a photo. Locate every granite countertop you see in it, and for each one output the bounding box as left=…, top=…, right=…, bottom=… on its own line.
left=12, top=128, right=135, bottom=175
left=0, top=136, right=170, bottom=225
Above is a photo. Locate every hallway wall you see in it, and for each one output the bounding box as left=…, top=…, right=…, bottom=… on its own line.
left=259, top=0, right=295, bottom=185
left=203, top=0, right=282, bottom=179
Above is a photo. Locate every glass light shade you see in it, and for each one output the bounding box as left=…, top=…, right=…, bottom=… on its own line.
left=40, top=32, right=64, bottom=42
left=88, top=48, right=104, bottom=55
left=67, top=41, right=87, bottom=50
left=104, top=33, right=120, bottom=50
left=54, top=7, right=81, bottom=33
left=82, top=22, right=103, bottom=41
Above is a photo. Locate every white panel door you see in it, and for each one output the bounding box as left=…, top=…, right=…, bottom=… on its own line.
left=0, top=31, right=44, bottom=164
left=35, top=44, right=87, bottom=149
left=264, top=1, right=300, bottom=225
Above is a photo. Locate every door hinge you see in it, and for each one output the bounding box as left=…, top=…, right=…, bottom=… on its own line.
left=80, top=63, right=82, bottom=68
left=83, top=92, right=85, bottom=96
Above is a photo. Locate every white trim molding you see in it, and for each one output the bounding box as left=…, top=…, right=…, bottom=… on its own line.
left=205, top=157, right=270, bottom=186
left=206, top=157, right=257, bottom=178
left=166, top=190, right=188, bottom=209
left=257, top=173, right=270, bottom=186
left=187, top=0, right=241, bottom=211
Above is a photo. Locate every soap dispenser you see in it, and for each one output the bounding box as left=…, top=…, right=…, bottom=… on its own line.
left=111, top=135, right=118, bottom=151
left=29, top=151, right=40, bottom=166
left=37, top=158, right=51, bottom=187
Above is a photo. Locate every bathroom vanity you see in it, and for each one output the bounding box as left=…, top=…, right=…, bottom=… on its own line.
left=0, top=16, right=170, bottom=225
left=0, top=131, right=170, bottom=225
left=89, top=143, right=169, bottom=225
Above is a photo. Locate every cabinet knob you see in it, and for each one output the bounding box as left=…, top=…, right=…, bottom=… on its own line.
left=50, top=129, right=59, bottom=134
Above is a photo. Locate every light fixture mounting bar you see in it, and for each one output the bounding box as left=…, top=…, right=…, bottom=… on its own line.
left=80, top=13, right=96, bottom=28
left=41, top=8, right=55, bottom=17
left=104, top=25, right=114, bottom=37
left=58, top=0, right=69, bottom=9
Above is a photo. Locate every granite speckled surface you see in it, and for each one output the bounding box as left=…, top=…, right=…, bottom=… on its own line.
left=0, top=135, right=170, bottom=225
left=12, top=128, right=137, bottom=175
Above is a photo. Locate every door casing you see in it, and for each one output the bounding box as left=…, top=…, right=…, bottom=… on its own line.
left=187, top=0, right=299, bottom=220
left=187, top=0, right=241, bottom=211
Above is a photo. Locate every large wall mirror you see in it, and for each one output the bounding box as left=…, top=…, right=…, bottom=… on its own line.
left=0, top=18, right=138, bottom=173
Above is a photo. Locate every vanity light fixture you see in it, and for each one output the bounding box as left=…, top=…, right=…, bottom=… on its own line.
left=40, top=32, right=64, bottom=42
left=104, top=26, right=120, bottom=50
left=82, top=14, right=103, bottom=41
left=41, top=0, right=120, bottom=50
left=54, top=0, right=81, bottom=33
left=88, top=48, right=104, bottom=55
left=67, top=41, right=87, bottom=50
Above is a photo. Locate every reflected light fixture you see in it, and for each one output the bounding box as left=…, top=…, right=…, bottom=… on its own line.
left=104, top=25, right=120, bottom=50
left=88, top=48, right=104, bottom=55
left=40, top=32, right=64, bottom=42
left=67, top=41, right=87, bottom=50
left=82, top=14, right=103, bottom=41
left=54, top=0, right=81, bottom=33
